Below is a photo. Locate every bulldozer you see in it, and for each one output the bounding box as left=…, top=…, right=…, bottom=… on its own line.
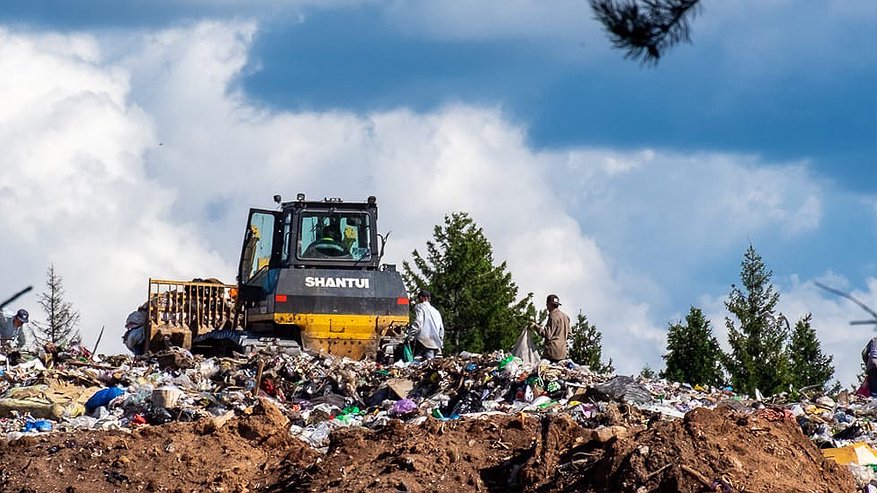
left=141, top=194, right=410, bottom=359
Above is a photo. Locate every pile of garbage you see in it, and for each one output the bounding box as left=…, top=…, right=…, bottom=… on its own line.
left=0, top=348, right=705, bottom=444
left=0, top=347, right=867, bottom=491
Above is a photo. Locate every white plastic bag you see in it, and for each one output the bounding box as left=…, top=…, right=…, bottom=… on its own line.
left=511, top=326, right=541, bottom=366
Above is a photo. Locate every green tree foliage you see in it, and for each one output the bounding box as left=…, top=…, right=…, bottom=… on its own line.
left=590, top=0, right=702, bottom=64
left=639, top=365, right=656, bottom=379
left=787, top=313, right=835, bottom=390
left=723, top=245, right=790, bottom=396
left=30, top=264, right=81, bottom=347
left=661, top=306, right=724, bottom=387
left=853, top=362, right=868, bottom=393
left=568, top=312, right=614, bottom=373
left=402, top=212, right=533, bottom=354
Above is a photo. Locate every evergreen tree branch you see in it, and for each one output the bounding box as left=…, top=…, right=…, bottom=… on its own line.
left=590, top=0, right=701, bottom=64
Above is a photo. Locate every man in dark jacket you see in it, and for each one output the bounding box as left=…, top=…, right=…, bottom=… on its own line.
left=534, top=294, right=570, bottom=363
left=862, top=335, right=877, bottom=396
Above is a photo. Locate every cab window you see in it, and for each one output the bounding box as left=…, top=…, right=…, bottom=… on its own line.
left=298, top=212, right=371, bottom=260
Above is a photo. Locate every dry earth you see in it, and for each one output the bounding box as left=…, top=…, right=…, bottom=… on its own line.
left=0, top=402, right=855, bottom=493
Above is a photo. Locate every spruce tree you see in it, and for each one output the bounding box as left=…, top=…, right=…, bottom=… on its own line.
left=787, top=313, right=834, bottom=390
left=568, top=312, right=614, bottom=373
left=30, top=264, right=81, bottom=347
left=661, top=306, right=724, bottom=387
left=402, top=212, right=533, bottom=354
left=723, top=244, right=790, bottom=396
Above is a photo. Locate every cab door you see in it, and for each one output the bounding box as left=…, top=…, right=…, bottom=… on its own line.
left=237, top=209, right=284, bottom=301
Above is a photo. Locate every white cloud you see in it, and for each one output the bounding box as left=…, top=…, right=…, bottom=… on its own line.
left=0, top=27, right=231, bottom=354
left=692, top=1, right=877, bottom=79
left=552, top=151, right=823, bottom=283
left=0, top=21, right=870, bottom=386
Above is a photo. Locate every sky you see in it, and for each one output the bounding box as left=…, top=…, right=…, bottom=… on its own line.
left=2, top=1, right=877, bottom=389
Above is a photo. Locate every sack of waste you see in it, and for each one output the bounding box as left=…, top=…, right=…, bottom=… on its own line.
left=510, top=326, right=540, bottom=366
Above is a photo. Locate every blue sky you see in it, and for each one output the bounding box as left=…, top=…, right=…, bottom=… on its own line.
left=2, top=1, right=877, bottom=387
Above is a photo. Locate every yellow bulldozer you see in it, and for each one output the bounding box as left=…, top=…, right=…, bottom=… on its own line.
left=140, top=194, right=410, bottom=360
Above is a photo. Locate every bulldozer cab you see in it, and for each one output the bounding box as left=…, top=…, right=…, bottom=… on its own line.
left=236, top=196, right=382, bottom=301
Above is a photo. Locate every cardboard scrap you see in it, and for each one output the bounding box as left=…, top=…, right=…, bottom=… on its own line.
left=823, top=442, right=877, bottom=466
left=386, top=378, right=413, bottom=399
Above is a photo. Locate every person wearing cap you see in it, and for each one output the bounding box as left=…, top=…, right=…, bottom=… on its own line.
left=409, top=290, right=444, bottom=359
left=1, top=308, right=30, bottom=363
left=533, top=294, right=570, bottom=363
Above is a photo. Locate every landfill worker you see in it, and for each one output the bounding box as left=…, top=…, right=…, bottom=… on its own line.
left=862, top=335, right=877, bottom=396
left=123, top=308, right=148, bottom=356
left=0, top=308, right=29, bottom=365
left=409, top=290, right=444, bottom=359
left=309, top=225, right=347, bottom=256
left=533, top=294, right=570, bottom=363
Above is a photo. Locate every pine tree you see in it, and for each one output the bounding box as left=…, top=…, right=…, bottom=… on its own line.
left=568, top=312, right=614, bottom=373
left=640, top=365, right=656, bottom=379
left=787, top=313, right=834, bottom=390
left=723, top=244, right=790, bottom=396
left=30, top=264, right=81, bottom=347
left=660, top=306, right=724, bottom=387
left=402, top=212, right=533, bottom=354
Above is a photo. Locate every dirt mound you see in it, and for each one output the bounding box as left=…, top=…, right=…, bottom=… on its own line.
left=0, top=406, right=856, bottom=493
left=0, top=399, right=319, bottom=493
left=579, top=406, right=856, bottom=493
left=273, top=413, right=590, bottom=492
left=267, top=406, right=855, bottom=493
left=274, top=406, right=854, bottom=493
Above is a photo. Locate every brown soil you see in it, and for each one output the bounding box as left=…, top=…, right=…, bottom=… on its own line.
left=0, top=406, right=856, bottom=493
left=578, top=406, right=856, bottom=493
left=0, top=399, right=319, bottom=493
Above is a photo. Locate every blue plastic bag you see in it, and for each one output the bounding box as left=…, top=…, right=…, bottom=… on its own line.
left=86, top=386, right=125, bottom=413
left=23, top=419, right=53, bottom=432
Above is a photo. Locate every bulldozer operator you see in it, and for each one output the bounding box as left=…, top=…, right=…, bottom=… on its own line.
left=304, top=225, right=349, bottom=258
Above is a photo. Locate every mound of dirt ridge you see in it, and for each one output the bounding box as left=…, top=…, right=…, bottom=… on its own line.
left=0, top=403, right=855, bottom=493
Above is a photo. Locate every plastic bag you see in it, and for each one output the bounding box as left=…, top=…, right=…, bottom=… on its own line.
left=402, top=342, right=414, bottom=363
left=391, top=398, right=418, bottom=416
left=23, top=420, right=53, bottom=432
left=86, top=386, right=125, bottom=413
left=449, top=390, right=484, bottom=416
left=510, top=326, right=540, bottom=366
